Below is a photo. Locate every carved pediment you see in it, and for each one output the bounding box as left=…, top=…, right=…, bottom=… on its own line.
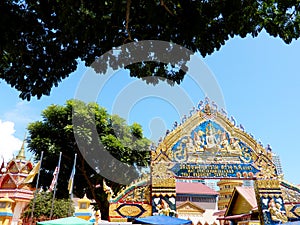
left=151, top=98, right=277, bottom=180
left=7, top=161, right=20, bottom=173
left=177, top=201, right=205, bottom=215
left=0, top=174, right=17, bottom=189
left=20, top=162, right=33, bottom=174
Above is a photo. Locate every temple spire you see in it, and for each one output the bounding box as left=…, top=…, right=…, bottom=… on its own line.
left=16, top=134, right=26, bottom=161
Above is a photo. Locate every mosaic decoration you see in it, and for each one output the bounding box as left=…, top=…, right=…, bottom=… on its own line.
left=109, top=202, right=152, bottom=222
left=151, top=163, right=177, bottom=216
left=152, top=194, right=177, bottom=216
left=286, top=204, right=300, bottom=219
left=280, top=180, right=300, bottom=220
left=172, top=120, right=252, bottom=163
left=104, top=174, right=152, bottom=222
left=150, top=99, right=280, bottom=218
left=152, top=99, right=277, bottom=181
left=255, top=179, right=288, bottom=225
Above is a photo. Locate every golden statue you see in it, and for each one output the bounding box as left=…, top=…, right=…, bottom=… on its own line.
left=103, top=179, right=114, bottom=201
left=156, top=199, right=171, bottom=216
left=268, top=199, right=288, bottom=223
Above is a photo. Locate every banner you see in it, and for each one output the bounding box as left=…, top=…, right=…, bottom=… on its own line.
left=48, top=166, right=59, bottom=192
left=23, top=161, right=41, bottom=183
left=68, top=154, right=77, bottom=195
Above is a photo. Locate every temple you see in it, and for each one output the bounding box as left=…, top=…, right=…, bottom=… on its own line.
left=104, top=98, right=300, bottom=225
left=0, top=139, right=34, bottom=225
left=2, top=98, right=300, bottom=225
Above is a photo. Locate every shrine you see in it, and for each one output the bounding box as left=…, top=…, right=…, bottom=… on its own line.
left=0, top=140, right=34, bottom=225
left=104, top=98, right=300, bottom=225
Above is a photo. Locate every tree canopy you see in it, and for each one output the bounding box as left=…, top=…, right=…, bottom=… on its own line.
left=26, top=99, right=151, bottom=219
left=1, top=0, right=300, bottom=100
left=22, top=191, right=74, bottom=221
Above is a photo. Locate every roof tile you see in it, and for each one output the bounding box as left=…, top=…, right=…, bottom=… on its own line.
left=176, top=182, right=219, bottom=195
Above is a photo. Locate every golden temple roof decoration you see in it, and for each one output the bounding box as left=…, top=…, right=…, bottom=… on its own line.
left=154, top=97, right=271, bottom=158
left=150, top=98, right=279, bottom=180
left=16, top=135, right=26, bottom=161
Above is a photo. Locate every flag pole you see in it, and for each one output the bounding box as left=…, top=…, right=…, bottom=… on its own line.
left=68, top=153, right=77, bottom=216
left=50, top=152, right=62, bottom=219
left=30, top=151, right=43, bottom=225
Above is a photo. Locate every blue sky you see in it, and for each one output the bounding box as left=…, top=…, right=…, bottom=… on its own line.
left=1, top=30, right=300, bottom=185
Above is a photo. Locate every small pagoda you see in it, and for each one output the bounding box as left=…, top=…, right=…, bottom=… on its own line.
left=0, top=140, right=34, bottom=225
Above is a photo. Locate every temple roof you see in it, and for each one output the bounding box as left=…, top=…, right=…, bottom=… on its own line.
left=225, top=187, right=257, bottom=216
left=4, top=136, right=33, bottom=174
left=234, top=187, right=257, bottom=208
left=151, top=98, right=278, bottom=180
left=176, top=182, right=219, bottom=195
left=16, top=136, right=27, bottom=161
left=6, top=159, right=33, bottom=174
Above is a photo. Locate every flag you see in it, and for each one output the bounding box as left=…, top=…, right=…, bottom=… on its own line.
left=68, top=159, right=76, bottom=194
left=0, top=156, right=4, bottom=172
left=23, top=161, right=41, bottom=183
left=0, top=157, right=4, bottom=187
left=48, top=166, right=59, bottom=192
left=0, top=176, right=4, bottom=188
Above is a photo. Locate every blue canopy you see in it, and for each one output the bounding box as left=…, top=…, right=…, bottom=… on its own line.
left=37, top=217, right=93, bottom=225
left=133, top=215, right=192, bottom=225
left=284, top=222, right=300, bottom=225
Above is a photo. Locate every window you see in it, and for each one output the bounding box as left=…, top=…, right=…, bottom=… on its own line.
left=191, top=196, right=216, bottom=202
left=0, top=202, right=6, bottom=208
left=80, top=203, right=87, bottom=209
left=176, top=196, right=189, bottom=202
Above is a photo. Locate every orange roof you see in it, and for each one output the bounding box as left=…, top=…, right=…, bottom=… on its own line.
left=176, top=182, right=219, bottom=195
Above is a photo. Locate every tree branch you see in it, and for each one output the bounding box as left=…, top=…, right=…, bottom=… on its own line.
left=79, top=154, right=101, bottom=208
left=125, top=0, right=132, bottom=41
left=160, top=0, right=174, bottom=16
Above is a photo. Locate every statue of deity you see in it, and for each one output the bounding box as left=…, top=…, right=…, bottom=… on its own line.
left=205, top=123, right=218, bottom=150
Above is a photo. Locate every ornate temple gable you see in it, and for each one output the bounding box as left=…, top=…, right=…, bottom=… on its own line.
left=6, top=160, right=33, bottom=174
left=20, top=161, right=33, bottom=174
left=0, top=174, right=18, bottom=189
left=151, top=98, right=277, bottom=180
left=0, top=140, right=35, bottom=190
left=6, top=139, right=33, bottom=175
left=7, top=161, right=21, bottom=173
left=177, top=201, right=205, bottom=215
left=0, top=173, right=31, bottom=189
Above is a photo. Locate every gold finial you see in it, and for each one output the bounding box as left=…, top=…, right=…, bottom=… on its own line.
left=16, top=133, right=26, bottom=161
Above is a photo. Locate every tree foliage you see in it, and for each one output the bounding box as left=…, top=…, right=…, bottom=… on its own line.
left=2, top=0, right=300, bottom=100
left=22, top=191, right=74, bottom=221
left=26, top=99, right=151, bottom=219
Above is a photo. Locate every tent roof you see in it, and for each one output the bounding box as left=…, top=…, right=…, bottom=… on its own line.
left=133, top=215, right=192, bottom=224
left=37, top=217, right=93, bottom=225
